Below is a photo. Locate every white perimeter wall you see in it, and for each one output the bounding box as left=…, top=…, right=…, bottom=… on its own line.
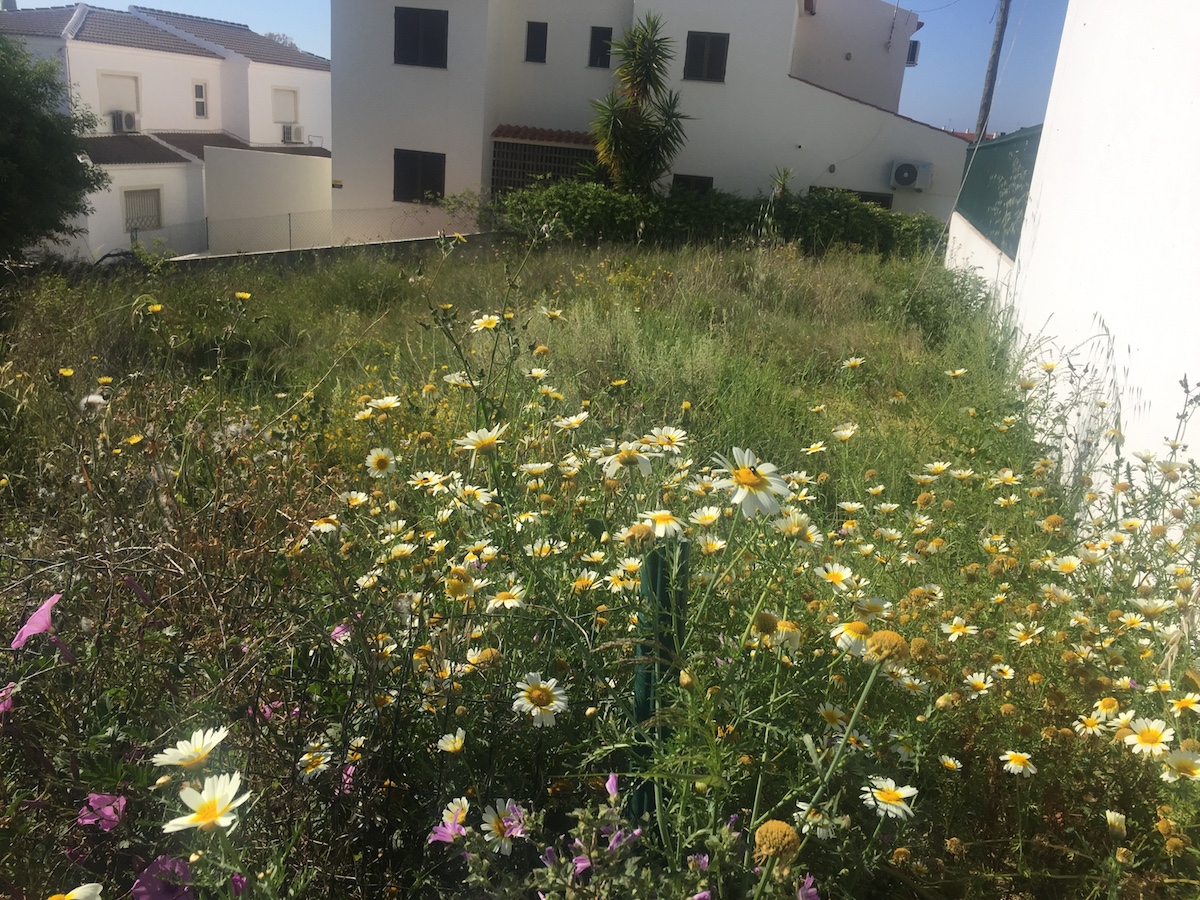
left=205, top=147, right=332, bottom=253
left=66, top=42, right=225, bottom=134
left=946, top=211, right=1015, bottom=302
left=787, top=0, right=918, bottom=113
left=644, top=0, right=963, bottom=214
left=1012, top=0, right=1200, bottom=454
left=246, top=63, right=333, bottom=151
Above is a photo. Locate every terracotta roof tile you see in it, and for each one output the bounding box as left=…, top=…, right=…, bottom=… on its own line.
left=74, top=7, right=221, bottom=58
left=133, top=7, right=330, bottom=71
left=154, top=131, right=331, bottom=159
left=0, top=6, right=76, bottom=38
left=492, top=124, right=594, bottom=147
left=80, top=134, right=189, bottom=165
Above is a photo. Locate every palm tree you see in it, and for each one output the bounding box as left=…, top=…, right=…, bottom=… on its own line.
left=590, top=14, right=689, bottom=195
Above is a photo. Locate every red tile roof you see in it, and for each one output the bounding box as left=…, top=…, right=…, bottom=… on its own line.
left=154, top=131, right=331, bottom=159
left=133, top=7, right=330, bottom=71
left=0, top=5, right=327, bottom=68
left=74, top=7, right=221, bottom=58
left=80, top=134, right=189, bottom=165
left=492, top=124, right=594, bottom=147
left=0, top=6, right=77, bottom=38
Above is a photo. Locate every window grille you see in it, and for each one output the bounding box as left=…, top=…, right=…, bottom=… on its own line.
left=125, top=189, right=162, bottom=231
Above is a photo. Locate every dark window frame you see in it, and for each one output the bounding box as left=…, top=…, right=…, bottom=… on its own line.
left=683, top=31, right=729, bottom=83
left=525, top=21, right=548, bottom=63
left=588, top=26, right=613, bottom=68
left=671, top=173, right=714, bottom=194
left=394, top=7, right=449, bottom=69
left=394, top=148, right=446, bottom=203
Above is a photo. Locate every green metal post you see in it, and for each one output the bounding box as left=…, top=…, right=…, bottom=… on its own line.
left=631, top=540, right=689, bottom=819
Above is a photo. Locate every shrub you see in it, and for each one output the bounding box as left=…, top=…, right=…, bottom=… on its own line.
left=493, top=181, right=945, bottom=257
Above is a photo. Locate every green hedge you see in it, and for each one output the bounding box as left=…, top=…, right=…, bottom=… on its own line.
left=491, top=180, right=945, bottom=258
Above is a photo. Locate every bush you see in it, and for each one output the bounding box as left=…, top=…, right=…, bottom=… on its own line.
left=493, top=181, right=945, bottom=258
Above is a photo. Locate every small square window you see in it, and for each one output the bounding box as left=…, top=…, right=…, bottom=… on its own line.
left=672, top=174, right=714, bottom=194
left=683, top=32, right=729, bottom=82
left=526, top=21, right=547, bottom=63
left=272, top=88, right=298, bottom=124
left=124, top=188, right=162, bottom=231
left=394, top=148, right=446, bottom=203
left=588, top=26, right=612, bottom=68
left=395, top=7, right=449, bottom=68
left=193, top=81, right=207, bottom=118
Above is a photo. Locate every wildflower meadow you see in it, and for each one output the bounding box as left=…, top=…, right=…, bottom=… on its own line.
left=3, top=237, right=1200, bottom=899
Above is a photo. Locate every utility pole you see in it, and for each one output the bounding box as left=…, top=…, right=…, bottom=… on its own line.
left=974, top=0, right=1013, bottom=141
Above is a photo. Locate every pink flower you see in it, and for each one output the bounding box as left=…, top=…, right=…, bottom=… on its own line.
left=427, top=820, right=466, bottom=844
left=78, top=792, right=126, bottom=832
left=11, top=593, right=61, bottom=649
left=0, top=682, right=16, bottom=715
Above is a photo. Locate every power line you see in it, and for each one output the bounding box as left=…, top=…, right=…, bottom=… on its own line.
left=909, top=0, right=966, bottom=12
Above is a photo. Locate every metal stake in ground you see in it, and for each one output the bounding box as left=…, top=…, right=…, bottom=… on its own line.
left=631, top=540, right=689, bottom=819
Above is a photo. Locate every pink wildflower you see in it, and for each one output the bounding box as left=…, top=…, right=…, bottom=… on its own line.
left=78, top=792, right=126, bottom=832
left=11, top=593, right=61, bottom=648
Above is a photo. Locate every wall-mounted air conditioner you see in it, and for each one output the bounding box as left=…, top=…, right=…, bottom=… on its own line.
left=906, top=40, right=921, bottom=67
left=111, top=110, right=140, bottom=133
left=282, top=124, right=305, bottom=144
left=890, top=159, right=933, bottom=191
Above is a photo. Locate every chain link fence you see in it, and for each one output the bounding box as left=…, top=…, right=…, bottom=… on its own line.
left=130, top=204, right=482, bottom=258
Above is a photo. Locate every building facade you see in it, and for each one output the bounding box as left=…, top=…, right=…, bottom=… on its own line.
left=331, top=0, right=966, bottom=222
left=0, top=4, right=332, bottom=258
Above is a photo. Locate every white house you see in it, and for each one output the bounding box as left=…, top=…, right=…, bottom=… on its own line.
left=330, top=0, right=967, bottom=235
left=0, top=3, right=332, bottom=258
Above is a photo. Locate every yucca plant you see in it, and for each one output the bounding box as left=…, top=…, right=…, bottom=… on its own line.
left=590, top=14, right=689, bottom=195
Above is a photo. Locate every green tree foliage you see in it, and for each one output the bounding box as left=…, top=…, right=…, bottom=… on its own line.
left=0, top=34, right=108, bottom=260
left=590, top=14, right=688, bottom=194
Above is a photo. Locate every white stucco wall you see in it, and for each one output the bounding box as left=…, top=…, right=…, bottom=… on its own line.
left=489, top=0, right=635, bottom=133
left=332, top=0, right=494, bottom=210
left=1012, top=1, right=1200, bottom=454
left=205, top=147, right=332, bottom=253
left=332, top=0, right=960, bottom=218
left=246, top=63, right=333, bottom=150
left=787, top=0, right=918, bottom=113
left=66, top=42, right=224, bottom=134
left=12, top=33, right=64, bottom=67
left=645, top=0, right=962, bottom=214
left=77, top=162, right=201, bottom=260
left=946, top=211, right=1015, bottom=302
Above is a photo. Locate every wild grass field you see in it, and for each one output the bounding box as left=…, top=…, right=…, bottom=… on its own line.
left=2, top=238, right=1198, bottom=900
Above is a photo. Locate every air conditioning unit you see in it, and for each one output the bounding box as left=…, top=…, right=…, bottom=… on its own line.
left=890, top=159, right=933, bottom=191
left=282, top=124, right=305, bottom=144
left=111, top=110, right=140, bottom=133
left=906, top=40, right=921, bottom=67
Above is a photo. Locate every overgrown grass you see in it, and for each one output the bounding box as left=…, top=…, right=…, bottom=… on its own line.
left=2, top=239, right=1197, bottom=900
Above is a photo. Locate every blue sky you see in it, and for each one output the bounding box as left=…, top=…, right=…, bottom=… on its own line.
left=26, top=0, right=1068, bottom=134
left=898, top=0, right=1069, bottom=134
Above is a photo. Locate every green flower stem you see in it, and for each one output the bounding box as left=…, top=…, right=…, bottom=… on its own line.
left=796, top=661, right=882, bottom=857
left=749, top=856, right=777, bottom=900
left=746, top=652, right=787, bottom=831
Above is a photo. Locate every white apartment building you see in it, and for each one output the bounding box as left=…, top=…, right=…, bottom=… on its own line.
left=0, top=4, right=333, bottom=258
left=331, top=0, right=967, bottom=225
